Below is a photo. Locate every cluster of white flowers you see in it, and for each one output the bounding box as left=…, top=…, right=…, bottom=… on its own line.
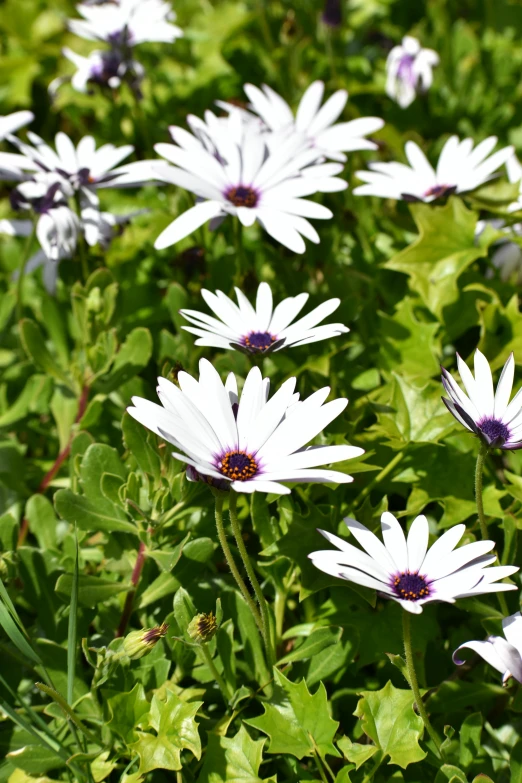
left=55, top=0, right=183, bottom=96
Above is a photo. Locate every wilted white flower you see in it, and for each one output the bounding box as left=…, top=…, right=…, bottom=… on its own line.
left=128, top=359, right=363, bottom=495
left=68, top=0, right=183, bottom=46
left=0, top=111, right=34, bottom=141
left=453, top=612, right=522, bottom=683
left=386, top=36, right=439, bottom=109
left=220, top=81, right=384, bottom=162
left=354, top=136, right=514, bottom=202
left=441, top=350, right=522, bottom=449
left=180, top=282, right=349, bottom=353
left=309, top=513, right=518, bottom=614
left=153, top=118, right=346, bottom=253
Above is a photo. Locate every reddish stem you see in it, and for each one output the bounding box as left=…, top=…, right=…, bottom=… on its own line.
left=115, top=541, right=147, bottom=638
left=17, top=386, right=90, bottom=547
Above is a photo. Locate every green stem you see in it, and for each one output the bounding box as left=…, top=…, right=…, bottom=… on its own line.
left=402, top=611, right=442, bottom=756
left=475, top=441, right=509, bottom=615
left=16, top=223, right=36, bottom=324
left=233, top=218, right=244, bottom=286
left=198, top=642, right=233, bottom=703
left=229, top=492, right=275, bottom=669
left=214, top=494, right=263, bottom=631
left=313, top=751, right=329, bottom=783
left=73, top=193, right=89, bottom=283
left=255, top=0, right=274, bottom=50
left=361, top=753, right=383, bottom=783
left=475, top=441, right=489, bottom=540
left=356, top=451, right=405, bottom=504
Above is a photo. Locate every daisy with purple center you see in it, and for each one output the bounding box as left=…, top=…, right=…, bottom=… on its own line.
left=441, top=350, right=522, bottom=450
left=309, top=512, right=517, bottom=614
left=354, top=136, right=514, bottom=203
left=127, top=359, right=363, bottom=495
left=179, top=282, right=349, bottom=354
left=386, top=36, right=439, bottom=109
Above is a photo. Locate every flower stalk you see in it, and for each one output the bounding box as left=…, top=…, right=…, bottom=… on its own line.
left=402, top=611, right=442, bottom=756
left=474, top=441, right=489, bottom=540
left=15, top=221, right=37, bottom=324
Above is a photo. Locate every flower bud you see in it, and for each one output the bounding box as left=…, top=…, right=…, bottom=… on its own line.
left=187, top=612, right=218, bottom=643
left=123, top=622, right=169, bottom=660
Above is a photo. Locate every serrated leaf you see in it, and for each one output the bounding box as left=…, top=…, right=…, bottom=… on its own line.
left=129, top=690, right=202, bottom=774
left=434, top=765, right=467, bottom=783
left=107, top=683, right=150, bottom=743
left=246, top=668, right=340, bottom=761
left=197, top=724, right=270, bottom=783
left=354, top=681, right=426, bottom=768
left=385, top=199, right=486, bottom=319
left=337, top=736, right=378, bottom=770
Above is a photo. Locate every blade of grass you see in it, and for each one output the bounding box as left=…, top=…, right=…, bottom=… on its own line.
left=67, top=532, right=79, bottom=706
left=35, top=683, right=100, bottom=745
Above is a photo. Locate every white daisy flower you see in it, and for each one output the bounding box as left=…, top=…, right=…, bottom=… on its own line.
left=179, top=282, right=349, bottom=354
left=453, top=612, right=522, bottom=683
left=153, top=119, right=346, bottom=253
left=60, top=46, right=144, bottom=93
left=6, top=132, right=156, bottom=245
left=0, top=111, right=34, bottom=141
left=441, top=350, right=522, bottom=450
left=354, top=136, right=514, bottom=202
left=219, top=81, right=384, bottom=163
left=386, top=36, right=439, bottom=109
left=309, top=512, right=518, bottom=614
left=127, top=359, right=363, bottom=495
left=68, top=0, right=183, bottom=47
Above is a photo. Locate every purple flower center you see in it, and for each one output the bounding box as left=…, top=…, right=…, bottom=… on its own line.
left=478, top=417, right=510, bottom=447
left=244, top=331, right=276, bottom=353
left=392, top=571, right=430, bottom=601
left=225, top=185, right=258, bottom=208
left=424, top=184, right=453, bottom=199
left=219, top=450, right=258, bottom=481
left=397, top=54, right=416, bottom=86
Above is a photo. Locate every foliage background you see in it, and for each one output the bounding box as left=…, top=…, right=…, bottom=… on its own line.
left=2, top=0, right=522, bottom=781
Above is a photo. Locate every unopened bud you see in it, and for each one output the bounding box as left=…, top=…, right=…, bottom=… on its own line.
left=187, top=612, right=218, bottom=643
left=123, top=622, right=169, bottom=660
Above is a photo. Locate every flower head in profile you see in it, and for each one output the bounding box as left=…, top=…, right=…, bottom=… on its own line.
left=221, top=81, right=384, bottom=163
left=153, top=118, right=346, bottom=253
left=127, top=359, right=363, bottom=495
left=68, top=0, right=183, bottom=47
left=180, top=282, right=349, bottom=354
left=309, top=512, right=518, bottom=613
left=453, top=612, right=522, bottom=683
left=354, top=136, right=514, bottom=202
left=0, top=111, right=34, bottom=142
left=441, top=350, right=522, bottom=449
left=57, top=47, right=144, bottom=95
left=386, top=36, right=439, bottom=109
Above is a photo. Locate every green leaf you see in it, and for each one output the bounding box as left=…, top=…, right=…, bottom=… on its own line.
left=122, top=411, right=161, bottom=480
left=80, top=443, right=126, bottom=503
left=54, top=488, right=137, bottom=535
left=129, top=690, right=202, bottom=774
left=434, top=765, right=467, bottom=783
left=107, top=683, right=150, bottom=744
left=511, top=739, right=522, bottom=783
left=385, top=199, right=486, bottom=319
left=0, top=374, right=53, bottom=428
left=197, top=724, right=270, bottom=782
left=66, top=533, right=79, bottom=706
left=427, top=681, right=505, bottom=713
left=25, top=495, right=58, bottom=550
left=354, top=681, right=426, bottom=768
left=246, top=668, right=340, bottom=761
left=19, top=319, right=70, bottom=385
left=55, top=573, right=131, bottom=607
left=277, top=626, right=343, bottom=665
left=98, top=327, right=153, bottom=392
left=459, top=712, right=482, bottom=770
left=378, top=298, right=441, bottom=381
left=6, top=745, right=64, bottom=775
left=337, top=736, right=379, bottom=770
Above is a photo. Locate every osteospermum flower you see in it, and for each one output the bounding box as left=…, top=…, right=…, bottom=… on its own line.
left=127, top=359, right=363, bottom=495
left=68, top=0, right=183, bottom=46
left=453, top=612, right=522, bottom=683
left=354, top=136, right=514, bottom=202
left=179, top=282, right=349, bottom=353
left=58, top=46, right=144, bottom=94
left=386, top=36, right=439, bottom=109
left=441, top=350, right=522, bottom=450
left=221, top=81, right=384, bottom=162
left=309, top=513, right=518, bottom=614
left=153, top=119, right=346, bottom=253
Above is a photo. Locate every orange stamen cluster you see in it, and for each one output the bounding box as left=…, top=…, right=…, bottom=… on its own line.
left=393, top=572, right=429, bottom=601
left=220, top=450, right=258, bottom=481
left=226, top=186, right=258, bottom=208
